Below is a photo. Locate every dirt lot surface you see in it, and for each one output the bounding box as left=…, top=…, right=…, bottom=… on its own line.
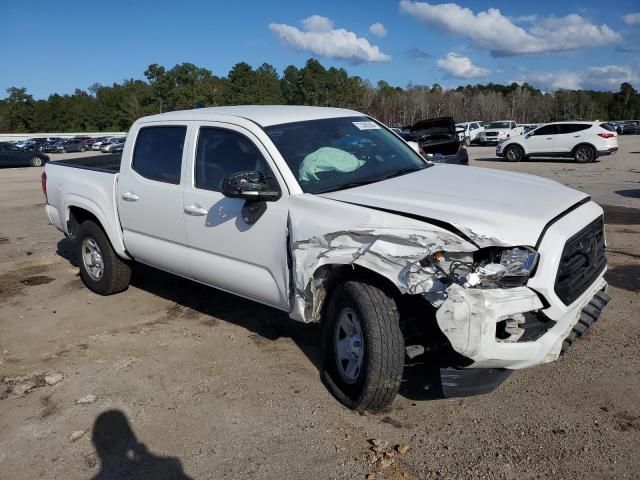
left=1, top=138, right=639, bottom=479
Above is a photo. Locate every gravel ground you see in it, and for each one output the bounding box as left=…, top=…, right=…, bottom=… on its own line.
left=1, top=137, right=639, bottom=479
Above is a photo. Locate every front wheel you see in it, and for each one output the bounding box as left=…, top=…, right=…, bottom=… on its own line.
left=30, top=156, right=43, bottom=167
left=504, top=145, right=524, bottom=162
left=574, top=145, right=595, bottom=163
left=322, top=281, right=404, bottom=412
left=76, top=220, right=131, bottom=295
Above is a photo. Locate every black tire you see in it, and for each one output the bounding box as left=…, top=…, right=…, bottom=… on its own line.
left=30, top=156, right=43, bottom=167
left=504, top=145, right=524, bottom=162
left=574, top=144, right=596, bottom=163
left=322, top=281, right=404, bottom=412
left=76, top=220, right=131, bottom=295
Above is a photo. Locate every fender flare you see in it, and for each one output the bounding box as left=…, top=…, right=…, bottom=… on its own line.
left=64, top=194, right=130, bottom=259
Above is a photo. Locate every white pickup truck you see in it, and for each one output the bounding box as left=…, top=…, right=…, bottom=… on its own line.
left=479, top=120, right=525, bottom=145
left=43, top=106, right=609, bottom=411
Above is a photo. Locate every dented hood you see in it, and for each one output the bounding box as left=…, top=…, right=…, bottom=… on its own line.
left=319, top=164, right=589, bottom=247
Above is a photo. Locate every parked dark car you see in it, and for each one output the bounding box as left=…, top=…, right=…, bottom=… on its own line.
left=0, top=142, right=49, bottom=167
left=41, top=140, right=66, bottom=153
left=617, top=121, right=640, bottom=134
left=63, top=139, right=89, bottom=153
left=407, top=116, right=468, bottom=165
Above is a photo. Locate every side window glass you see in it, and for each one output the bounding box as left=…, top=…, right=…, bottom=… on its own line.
left=195, top=127, right=277, bottom=192
left=132, top=126, right=186, bottom=184
left=533, top=125, right=557, bottom=136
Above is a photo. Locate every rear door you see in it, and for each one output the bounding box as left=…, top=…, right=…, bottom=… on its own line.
left=182, top=122, right=290, bottom=309
left=523, top=124, right=558, bottom=154
left=117, top=122, right=192, bottom=277
left=556, top=124, right=590, bottom=153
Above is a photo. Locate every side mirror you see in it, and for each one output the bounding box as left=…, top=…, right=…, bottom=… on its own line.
left=407, top=141, right=421, bottom=154
left=221, top=170, right=280, bottom=202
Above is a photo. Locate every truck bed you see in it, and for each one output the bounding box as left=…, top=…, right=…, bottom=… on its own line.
left=52, top=153, right=121, bottom=173
left=44, top=155, right=127, bottom=257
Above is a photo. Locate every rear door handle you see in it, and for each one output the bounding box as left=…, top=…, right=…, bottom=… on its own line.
left=121, top=191, right=139, bottom=202
left=184, top=204, right=208, bottom=216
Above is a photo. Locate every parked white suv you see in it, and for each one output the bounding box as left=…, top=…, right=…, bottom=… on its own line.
left=497, top=122, right=618, bottom=163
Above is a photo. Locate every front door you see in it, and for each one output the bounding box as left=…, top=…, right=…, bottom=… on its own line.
left=523, top=124, right=558, bottom=154
left=182, top=123, right=290, bottom=309
left=117, top=123, right=191, bottom=277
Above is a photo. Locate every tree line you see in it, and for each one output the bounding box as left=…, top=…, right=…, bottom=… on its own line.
left=1, top=58, right=638, bottom=133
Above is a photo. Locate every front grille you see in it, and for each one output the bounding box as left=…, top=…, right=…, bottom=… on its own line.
left=554, top=218, right=606, bottom=305
left=485, top=132, right=498, bottom=137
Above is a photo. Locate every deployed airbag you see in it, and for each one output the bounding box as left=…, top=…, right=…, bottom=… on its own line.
left=298, top=147, right=365, bottom=182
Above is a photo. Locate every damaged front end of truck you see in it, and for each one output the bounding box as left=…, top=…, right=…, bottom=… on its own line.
left=287, top=194, right=609, bottom=397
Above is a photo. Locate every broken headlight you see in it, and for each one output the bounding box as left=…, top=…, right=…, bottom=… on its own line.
left=428, top=247, right=538, bottom=288
left=469, top=247, right=539, bottom=288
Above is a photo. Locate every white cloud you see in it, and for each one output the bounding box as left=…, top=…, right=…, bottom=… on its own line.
left=513, top=15, right=537, bottom=24
left=399, top=1, right=621, bottom=56
left=369, top=22, right=388, bottom=37
left=269, top=15, right=391, bottom=63
left=436, top=52, right=490, bottom=78
left=517, top=65, right=639, bottom=91
left=623, top=13, right=640, bottom=25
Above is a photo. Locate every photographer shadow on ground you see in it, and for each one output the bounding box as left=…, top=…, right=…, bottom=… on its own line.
left=91, top=409, right=192, bottom=480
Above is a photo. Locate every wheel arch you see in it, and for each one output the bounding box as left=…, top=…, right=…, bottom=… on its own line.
left=571, top=142, right=598, bottom=157
left=300, top=263, right=403, bottom=324
left=65, top=201, right=130, bottom=259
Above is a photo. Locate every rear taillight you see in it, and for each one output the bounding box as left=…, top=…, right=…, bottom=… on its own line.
left=597, top=133, right=615, bottom=139
left=41, top=171, right=47, bottom=202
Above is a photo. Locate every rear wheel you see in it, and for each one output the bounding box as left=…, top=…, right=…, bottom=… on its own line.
left=574, top=145, right=595, bottom=163
left=322, top=281, right=404, bottom=412
left=76, top=220, right=131, bottom=295
left=504, top=145, right=524, bottom=162
left=30, top=156, right=43, bottom=167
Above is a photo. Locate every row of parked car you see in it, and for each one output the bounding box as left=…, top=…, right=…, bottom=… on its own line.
left=608, top=120, right=640, bottom=135
left=13, top=136, right=127, bottom=154
left=391, top=116, right=619, bottom=165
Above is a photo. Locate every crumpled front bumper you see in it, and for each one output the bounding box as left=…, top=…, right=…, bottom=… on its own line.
left=435, top=200, right=609, bottom=370
left=436, top=276, right=607, bottom=369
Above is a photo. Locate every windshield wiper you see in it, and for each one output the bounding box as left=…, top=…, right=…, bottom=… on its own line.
left=314, top=178, right=381, bottom=194
left=378, top=165, right=427, bottom=181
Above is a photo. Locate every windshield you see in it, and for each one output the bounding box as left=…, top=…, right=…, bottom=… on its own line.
left=265, top=116, right=428, bottom=194
left=485, top=122, right=511, bottom=129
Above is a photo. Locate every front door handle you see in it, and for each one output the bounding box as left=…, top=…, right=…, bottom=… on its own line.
left=121, top=191, right=139, bottom=202
left=184, top=204, right=208, bottom=216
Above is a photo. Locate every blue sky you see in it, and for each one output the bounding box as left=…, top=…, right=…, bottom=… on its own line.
left=1, top=0, right=638, bottom=99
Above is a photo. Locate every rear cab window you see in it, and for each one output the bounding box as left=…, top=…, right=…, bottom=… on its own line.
left=132, top=126, right=187, bottom=184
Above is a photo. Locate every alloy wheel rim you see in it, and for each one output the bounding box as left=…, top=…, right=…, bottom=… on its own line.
left=577, top=147, right=592, bottom=161
left=32, top=157, right=42, bottom=166
left=334, top=308, right=365, bottom=384
left=81, top=238, right=104, bottom=281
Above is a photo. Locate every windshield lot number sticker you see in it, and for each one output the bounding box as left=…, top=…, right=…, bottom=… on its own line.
left=352, top=121, right=380, bottom=130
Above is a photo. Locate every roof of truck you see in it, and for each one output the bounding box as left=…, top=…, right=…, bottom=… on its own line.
left=140, top=105, right=363, bottom=127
